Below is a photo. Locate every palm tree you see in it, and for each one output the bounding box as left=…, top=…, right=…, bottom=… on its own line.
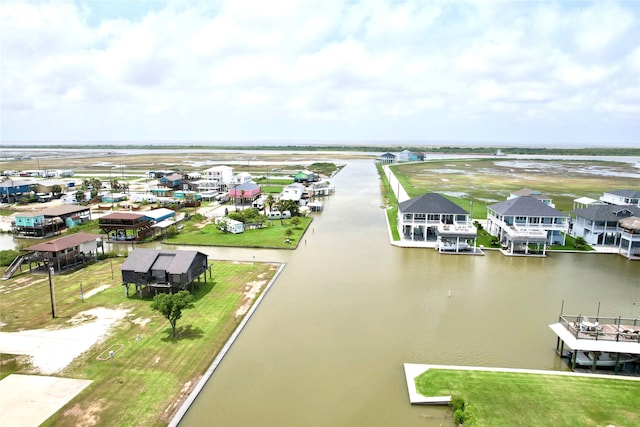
left=266, top=194, right=275, bottom=213
left=240, top=190, right=246, bottom=210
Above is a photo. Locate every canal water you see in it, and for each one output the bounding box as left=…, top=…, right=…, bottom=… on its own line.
left=175, top=159, right=640, bottom=427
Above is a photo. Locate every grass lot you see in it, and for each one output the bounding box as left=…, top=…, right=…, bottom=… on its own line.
left=1, top=258, right=279, bottom=426
left=165, top=215, right=313, bottom=248
left=376, top=163, right=400, bottom=240
left=415, top=369, right=640, bottom=426
left=392, top=158, right=640, bottom=217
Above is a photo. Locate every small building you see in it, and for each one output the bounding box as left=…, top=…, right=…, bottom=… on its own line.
left=600, top=189, right=640, bottom=207
left=101, top=193, right=128, bottom=203
left=24, top=232, right=104, bottom=273
left=399, top=150, right=417, bottom=162
left=98, top=212, right=152, bottom=241
left=0, top=178, right=31, bottom=202
left=215, top=217, right=245, bottom=234
left=234, top=172, right=253, bottom=185
left=158, top=173, right=184, bottom=189
left=229, top=181, right=261, bottom=206
left=293, top=171, right=319, bottom=183
left=120, top=249, right=211, bottom=295
left=280, top=183, right=305, bottom=203
left=144, top=208, right=176, bottom=224
left=11, top=205, right=92, bottom=238
left=378, top=152, right=396, bottom=164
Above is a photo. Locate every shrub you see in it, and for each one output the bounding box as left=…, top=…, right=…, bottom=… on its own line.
left=1, top=249, right=21, bottom=267
left=449, top=395, right=466, bottom=412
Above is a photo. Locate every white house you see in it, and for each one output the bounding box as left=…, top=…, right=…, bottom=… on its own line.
left=570, top=204, right=640, bottom=246
left=397, top=193, right=476, bottom=251
left=280, top=183, right=306, bottom=203
left=486, top=196, right=569, bottom=255
left=215, top=217, right=244, bottom=234
left=203, top=166, right=234, bottom=191
left=233, top=172, right=252, bottom=185
left=600, top=189, right=640, bottom=207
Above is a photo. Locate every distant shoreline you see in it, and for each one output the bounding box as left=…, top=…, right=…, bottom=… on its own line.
left=3, top=143, right=639, bottom=157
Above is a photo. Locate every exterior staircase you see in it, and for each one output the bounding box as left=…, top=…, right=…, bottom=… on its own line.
left=3, top=254, right=27, bottom=280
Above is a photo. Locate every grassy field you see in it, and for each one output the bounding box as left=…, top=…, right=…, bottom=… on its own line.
left=165, top=215, right=313, bottom=248
left=415, top=369, right=640, bottom=426
left=392, top=158, right=640, bottom=217
left=1, top=257, right=279, bottom=426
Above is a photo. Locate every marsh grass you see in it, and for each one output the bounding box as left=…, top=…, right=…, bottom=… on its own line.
left=393, top=159, right=640, bottom=217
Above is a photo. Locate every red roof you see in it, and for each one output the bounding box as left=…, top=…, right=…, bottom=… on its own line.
left=26, top=232, right=102, bottom=252
left=99, top=212, right=146, bottom=220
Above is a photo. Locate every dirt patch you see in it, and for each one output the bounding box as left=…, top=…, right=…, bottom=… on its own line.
left=63, top=399, right=106, bottom=427
left=234, top=280, right=266, bottom=318
left=130, top=316, right=151, bottom=327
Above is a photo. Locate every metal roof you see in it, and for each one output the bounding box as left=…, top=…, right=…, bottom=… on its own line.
left=26, top=232, right=102, bottom=252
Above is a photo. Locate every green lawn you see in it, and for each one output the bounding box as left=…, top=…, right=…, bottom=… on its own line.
left=1, top=257, right=279, bottom=426
left=416, top=369, right=640, bottom=426
left=165, top=216, right=313, bottom=248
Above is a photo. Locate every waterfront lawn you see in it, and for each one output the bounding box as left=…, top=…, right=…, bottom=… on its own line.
left=377, top=164, right=400, bottom=240
left=166, top=216, right=313, bottom=248
left=1, top=257, right=278, bottom=426
left=415, top=369, right=640, bottom=426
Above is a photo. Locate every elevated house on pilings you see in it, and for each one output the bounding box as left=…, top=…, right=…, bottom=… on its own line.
left=120, top=249, right=211, bottom=297
left=24, top=232, right=104, bottom=273
left=98, top=212, right=152, bottom=242
left=549, top=312, right=640, bottom=374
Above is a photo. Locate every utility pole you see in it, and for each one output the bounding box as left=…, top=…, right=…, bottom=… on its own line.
left=45, top=260, right=56, bottom=318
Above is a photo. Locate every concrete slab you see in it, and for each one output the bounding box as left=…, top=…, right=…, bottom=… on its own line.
left=0, top=374, right=91, bottom=427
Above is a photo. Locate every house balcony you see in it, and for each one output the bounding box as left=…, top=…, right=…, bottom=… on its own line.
left=436, top=222, right=477, bottom=238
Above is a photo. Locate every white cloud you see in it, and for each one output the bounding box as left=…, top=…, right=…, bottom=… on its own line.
left=0, top=0, right=638, bottom=145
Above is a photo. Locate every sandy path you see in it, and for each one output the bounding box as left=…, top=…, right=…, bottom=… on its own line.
left=0, top=307, right=128, bottom=374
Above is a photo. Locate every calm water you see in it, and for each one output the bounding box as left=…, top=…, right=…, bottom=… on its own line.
left=175, top=159, right=640, bottom=427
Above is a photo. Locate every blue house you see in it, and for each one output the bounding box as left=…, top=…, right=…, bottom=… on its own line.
left=158, top=173, right=184, bottom=189
left=0, top=179, right=31, bottom=202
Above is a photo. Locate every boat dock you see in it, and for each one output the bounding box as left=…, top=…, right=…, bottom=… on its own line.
left=549, top=313, right=640, bottom=373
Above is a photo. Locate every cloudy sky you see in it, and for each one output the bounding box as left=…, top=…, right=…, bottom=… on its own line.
left=1, top=0, right=639, bottom=146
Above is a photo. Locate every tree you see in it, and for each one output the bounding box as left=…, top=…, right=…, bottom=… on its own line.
left=265, top=194, right=275, bottom=213
left=75, top=189, right=86, bottom=204
left=51, top=184, right=62, bottom=197
left=151, top=290, right=195, bottom=338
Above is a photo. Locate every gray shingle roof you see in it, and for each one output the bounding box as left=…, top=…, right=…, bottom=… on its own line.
left=398, top=193, right=468, bottom=215
left=571, top=205, right=640, bottom=221
left=120, top=249, right=205, bottom=274
left=488, top=196, right=567, bottom=217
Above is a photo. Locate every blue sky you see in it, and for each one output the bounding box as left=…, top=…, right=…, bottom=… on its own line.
left=1, top=0, right=639, bottom=146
